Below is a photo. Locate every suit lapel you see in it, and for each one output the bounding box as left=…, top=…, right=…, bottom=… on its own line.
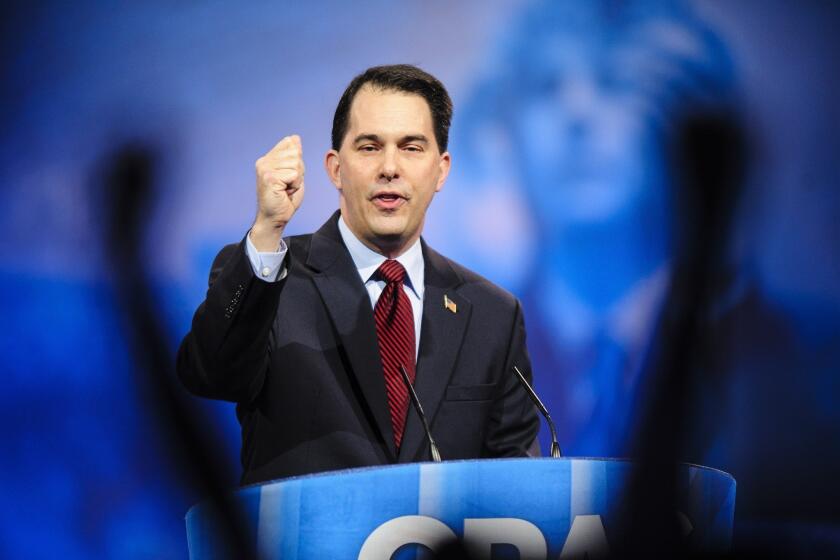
left=398, top=242, right=472, bottom=462
left=307, top=213, right=397, bottom=459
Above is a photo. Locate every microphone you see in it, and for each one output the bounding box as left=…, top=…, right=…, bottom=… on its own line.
left=399, top=365, right=442, bottom=462
left=513, top=365, right=562, bottom=458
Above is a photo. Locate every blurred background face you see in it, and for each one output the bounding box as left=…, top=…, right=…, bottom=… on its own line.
left=512, top=36, right=651, bottom=234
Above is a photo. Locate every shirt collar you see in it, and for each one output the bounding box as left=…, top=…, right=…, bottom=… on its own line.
left=338, top=214, right=425, bottom=299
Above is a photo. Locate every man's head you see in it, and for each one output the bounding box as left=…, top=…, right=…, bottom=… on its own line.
left=325, top=65, right=453, bottom=258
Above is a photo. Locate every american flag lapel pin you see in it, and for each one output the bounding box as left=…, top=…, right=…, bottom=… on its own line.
left=444, top=294, right=457, bottom=314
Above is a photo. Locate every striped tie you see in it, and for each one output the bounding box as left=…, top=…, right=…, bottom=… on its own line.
left=373, top=259, right=416, bottom=449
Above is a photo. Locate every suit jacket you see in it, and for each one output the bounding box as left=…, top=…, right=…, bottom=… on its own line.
left=177, top=211, right=539, bottom=485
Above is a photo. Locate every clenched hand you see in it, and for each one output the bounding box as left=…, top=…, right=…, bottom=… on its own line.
left=250, top=135, right=305, bottom=251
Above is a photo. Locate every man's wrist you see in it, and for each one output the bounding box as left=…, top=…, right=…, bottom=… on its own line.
left=249, top=220, right=285, bottom=252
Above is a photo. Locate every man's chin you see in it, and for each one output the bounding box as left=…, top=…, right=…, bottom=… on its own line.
left=370, top=216, right=408, bottom=238
left=371, top=229, right=406, bottom=243
left=369, top=221, right=417, bottom=252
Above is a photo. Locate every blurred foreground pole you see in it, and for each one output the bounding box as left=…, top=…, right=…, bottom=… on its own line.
left=614, top=111, right=748, bottom=559
left=100, top=143, right=255, bottom=559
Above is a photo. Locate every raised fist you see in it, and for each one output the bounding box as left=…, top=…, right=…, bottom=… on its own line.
left=251, top=135, right=305, bottom=250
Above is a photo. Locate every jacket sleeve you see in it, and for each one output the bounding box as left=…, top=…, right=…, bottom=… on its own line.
left=176, top=237, right=285, bottom=403
left=482, top=299, right=542, bottom=458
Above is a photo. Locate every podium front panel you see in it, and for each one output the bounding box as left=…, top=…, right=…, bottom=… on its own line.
left=186, top=458, right=735, bottom=558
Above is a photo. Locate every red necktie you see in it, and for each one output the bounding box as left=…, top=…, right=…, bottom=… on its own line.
left=373, top=259, right=416, bottom=449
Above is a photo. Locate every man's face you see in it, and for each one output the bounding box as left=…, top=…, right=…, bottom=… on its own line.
left=325, top=85, right=451, bottom=256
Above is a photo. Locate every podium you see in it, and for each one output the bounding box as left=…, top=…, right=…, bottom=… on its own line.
left=186, top=458, right=735, bottom=559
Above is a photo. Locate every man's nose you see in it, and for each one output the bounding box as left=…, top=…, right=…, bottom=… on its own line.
left=379, top=146, right=399, bottom=181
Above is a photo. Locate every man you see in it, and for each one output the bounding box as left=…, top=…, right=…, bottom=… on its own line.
left=177, top=65, right=539, bottom=485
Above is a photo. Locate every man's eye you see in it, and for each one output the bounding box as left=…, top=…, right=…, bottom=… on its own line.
left=360, top=145, right=378, bottom=152
left=404, top=145, right=423, bottom=152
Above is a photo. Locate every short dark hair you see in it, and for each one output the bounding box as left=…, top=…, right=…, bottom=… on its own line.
left=331, top=64, right=453, bottom=152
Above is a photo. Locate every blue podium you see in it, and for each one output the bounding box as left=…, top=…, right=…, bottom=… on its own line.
left=186, top=458, right=735, bottom=559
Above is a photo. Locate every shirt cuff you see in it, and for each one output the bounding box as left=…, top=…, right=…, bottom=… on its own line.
left=245, top=230, right=289, bottom=282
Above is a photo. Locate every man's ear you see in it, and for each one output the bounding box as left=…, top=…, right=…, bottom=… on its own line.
left=325, top=149, right=341, bottom=190
left=435, top=151, right=452, bottom=193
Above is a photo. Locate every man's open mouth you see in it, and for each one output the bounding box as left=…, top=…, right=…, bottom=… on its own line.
left=372, top=192, right=407, bottom=209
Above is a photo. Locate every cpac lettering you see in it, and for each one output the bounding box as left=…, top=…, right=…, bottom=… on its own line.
left=359, top=514, right=693, bottom=559
left=358, top=514, right=610, bottom=559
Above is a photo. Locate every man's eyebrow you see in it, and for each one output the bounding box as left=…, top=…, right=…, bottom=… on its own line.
left=353, top=134, right=381, bottom=144
left=352, top=134, right=429, bottom=144
left=401, top=134, right=429, bottom=144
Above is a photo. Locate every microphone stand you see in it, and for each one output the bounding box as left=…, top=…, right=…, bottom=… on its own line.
left=513, top=366, right=562, bottom=458
left=399, top=365, right=442, bottom=462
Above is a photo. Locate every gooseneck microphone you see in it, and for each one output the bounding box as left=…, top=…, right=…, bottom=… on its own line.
left=513, top=365, right=563, bottom=458
left=399, top=365, right=442, bottom=462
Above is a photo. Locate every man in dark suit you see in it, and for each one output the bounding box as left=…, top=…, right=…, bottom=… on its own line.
left=177, top=65, right=539, bottom=485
